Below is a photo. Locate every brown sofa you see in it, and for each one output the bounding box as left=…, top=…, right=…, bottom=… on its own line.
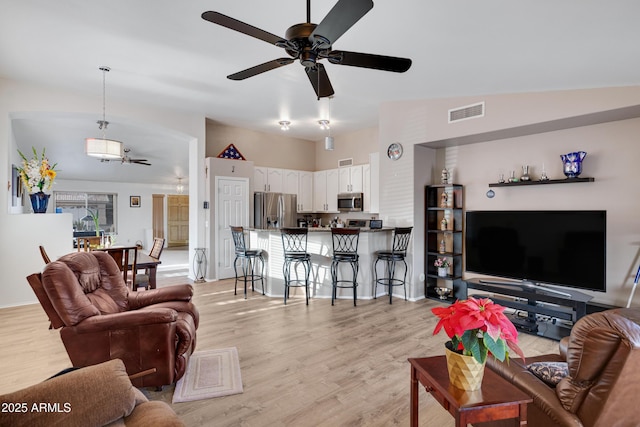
left=27, top=251, right=199, bottom=388
left=0, top=359, right=184, bottom=427
left=485, top=308, right=640, bottom=427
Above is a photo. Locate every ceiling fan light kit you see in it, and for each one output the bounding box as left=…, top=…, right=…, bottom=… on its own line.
left=279, top=120, right=291, bottom=131
left=202, top=0, right=412, bottom=99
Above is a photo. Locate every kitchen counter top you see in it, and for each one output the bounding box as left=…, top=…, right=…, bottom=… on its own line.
left=249, top=227, right=393, bottom=233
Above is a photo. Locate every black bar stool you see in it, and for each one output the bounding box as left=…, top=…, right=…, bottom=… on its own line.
left=374, top=227, right=413, bottom=304
left=230, top=226, right=265, bottom=299
left=330, top=227, right=360, bottom=306
left=281, top=228, right=312, bottom=305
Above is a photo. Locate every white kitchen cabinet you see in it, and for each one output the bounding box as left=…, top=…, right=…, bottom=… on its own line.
left=283, top=169, right=314, bottom=212
left=338, top=165, right=364, bottom=193
left=314, top=168, right=339, bottom=212
left=254, top=167, right=283, bottom=193
left=298, top=171, right=314, bottom=212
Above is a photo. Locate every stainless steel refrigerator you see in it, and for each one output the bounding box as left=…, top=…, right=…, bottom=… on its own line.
left=254, top=192, right=297, bottom=229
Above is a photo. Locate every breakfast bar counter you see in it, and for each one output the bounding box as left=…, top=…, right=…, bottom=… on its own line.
left=248, top=227, right=394, bottom=302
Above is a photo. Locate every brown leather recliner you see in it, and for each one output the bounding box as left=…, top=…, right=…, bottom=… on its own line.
left=486, top=308, right=640, bottom=427
left=27, top=251, right=199, bottom=388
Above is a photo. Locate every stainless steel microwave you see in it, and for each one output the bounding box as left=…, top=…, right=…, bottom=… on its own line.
left=337, top=192, right=363, bottom=212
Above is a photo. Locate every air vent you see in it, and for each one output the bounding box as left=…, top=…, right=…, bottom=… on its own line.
left=448, top=102, right=485, bottom=123
left=338, top=158, right=353, bottom=168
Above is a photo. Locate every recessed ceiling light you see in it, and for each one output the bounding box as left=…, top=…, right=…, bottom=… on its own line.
left=318, top=120, right=330, bottom=130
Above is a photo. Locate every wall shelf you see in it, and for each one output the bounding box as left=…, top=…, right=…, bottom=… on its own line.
left=489, top=177, right=594, bottom=187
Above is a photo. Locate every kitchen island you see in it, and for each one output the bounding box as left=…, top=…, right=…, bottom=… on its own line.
left=248, top=227, right=396, bottom=302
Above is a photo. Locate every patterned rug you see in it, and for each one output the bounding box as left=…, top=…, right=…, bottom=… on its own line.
left=172, top=347, right=243, bottom=403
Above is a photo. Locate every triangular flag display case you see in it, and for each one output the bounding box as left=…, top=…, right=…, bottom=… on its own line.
left=217, top=143, right=246, bottom=160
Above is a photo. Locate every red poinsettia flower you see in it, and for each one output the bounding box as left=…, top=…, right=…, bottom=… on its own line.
left=431, top=297, right=525, bottom=364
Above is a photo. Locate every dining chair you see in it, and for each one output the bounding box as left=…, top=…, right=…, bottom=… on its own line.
left=39, top=245, right=51, bottom=264
left=134, top=237, right=165, bottom=290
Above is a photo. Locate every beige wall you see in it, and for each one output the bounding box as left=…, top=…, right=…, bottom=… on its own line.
left=314, top=127, right=378, bottom=170
left=206, top=120, right=316, bottom=171
left=379, top=86, right=640, bottom=307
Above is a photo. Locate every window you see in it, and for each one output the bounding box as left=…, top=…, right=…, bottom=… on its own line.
left=54, top=192, right=117, bottom=233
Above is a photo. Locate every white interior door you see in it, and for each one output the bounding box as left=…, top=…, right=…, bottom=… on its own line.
left=216, top=177, right=249, bottom=279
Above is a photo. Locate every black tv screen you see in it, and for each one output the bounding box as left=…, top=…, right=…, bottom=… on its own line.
left=465, top=211, right=606, bottom=292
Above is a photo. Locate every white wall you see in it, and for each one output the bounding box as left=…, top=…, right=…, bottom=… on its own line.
left=0, top=77, right=206, bottom=308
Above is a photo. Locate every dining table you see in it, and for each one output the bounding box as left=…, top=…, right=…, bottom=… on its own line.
left=92, top=246, right=161, bottom=289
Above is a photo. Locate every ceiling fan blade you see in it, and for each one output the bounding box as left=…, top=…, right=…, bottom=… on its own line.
left=133, top=161, right=151, bottom=166
left=228, top=58, right=294, bottom=80
left=310, top=0, right=373, bottom=48
left=306, top=63, right=334, bottom=99
left=328, top=50, right=412, bottom=73
left=202, top=11, right=285, bottom=46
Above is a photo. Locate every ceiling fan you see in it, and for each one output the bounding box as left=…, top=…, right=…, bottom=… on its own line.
left=101, top=148, right=151, bottom=166
left=202, top=0, right=412, bottom=98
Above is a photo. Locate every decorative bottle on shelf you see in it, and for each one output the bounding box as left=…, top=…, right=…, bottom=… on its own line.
left=440, top=217, right=448, bottom=231
left=439, top=239, right=446, bottom=254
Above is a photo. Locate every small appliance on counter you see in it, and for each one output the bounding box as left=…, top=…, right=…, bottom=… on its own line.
left=347, top=219, right=367, bottom=228
left=369, top=219, right=383, bottom=229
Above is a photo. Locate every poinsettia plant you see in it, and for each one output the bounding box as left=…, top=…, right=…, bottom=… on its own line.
left=432, top=297, right=525, bottom=364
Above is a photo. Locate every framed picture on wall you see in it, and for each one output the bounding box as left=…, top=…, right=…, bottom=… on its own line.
left=130, top=196, right=141, bottom=208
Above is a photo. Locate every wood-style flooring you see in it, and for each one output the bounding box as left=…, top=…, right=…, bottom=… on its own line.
left=0, top=276, right=558, bottom=426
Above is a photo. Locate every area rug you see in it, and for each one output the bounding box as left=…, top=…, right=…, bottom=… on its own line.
left=172, top=347, right=243, bottom=403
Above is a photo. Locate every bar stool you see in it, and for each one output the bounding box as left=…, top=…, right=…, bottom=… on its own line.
left=230, top=226, right=265, bottom=299
left=374, top=227, right=413, bottom=304
left=330, top=227, right=360, bottom=306
left=281, top=228, right=311, bottom=305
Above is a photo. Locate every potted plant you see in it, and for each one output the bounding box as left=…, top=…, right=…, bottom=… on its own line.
left=17, top=147, right=58, bottom=213
left=434, top=257, right=450, bottom=277
left=431, top=297, right=525, bottom=390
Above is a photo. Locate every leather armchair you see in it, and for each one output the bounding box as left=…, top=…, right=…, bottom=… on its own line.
left=486, top=308, right=640, bottom=427
left=27, top=251, right=199, bottom=388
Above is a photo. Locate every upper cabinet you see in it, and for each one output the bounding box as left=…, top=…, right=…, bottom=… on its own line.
left=254, top=167, right=283, bottom=193
left=314, top=169, right=339, bottom=213
left=338, top=165, right=364, bottom=193
left=283, top=169, right=314, bottom=213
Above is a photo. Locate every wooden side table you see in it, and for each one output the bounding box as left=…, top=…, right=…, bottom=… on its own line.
left=409, top=356, right=532, bottom=427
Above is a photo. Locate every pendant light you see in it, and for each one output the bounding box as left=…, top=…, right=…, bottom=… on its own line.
left=176, top=177, right=184, bottom=194
left=85, top=66, right=123, bottom=159
left=323, top=96, right=334, bottom=151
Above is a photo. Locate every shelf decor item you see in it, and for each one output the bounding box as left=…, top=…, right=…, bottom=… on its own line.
left=440, top=217, right=448, bottom=230
left=561, top=151, right=587, bottom=178
left=434, top=257, right=450, bottom=277
left=17, top=147, right=58, bottom=213
left=432, top=297, right=525, bottom=390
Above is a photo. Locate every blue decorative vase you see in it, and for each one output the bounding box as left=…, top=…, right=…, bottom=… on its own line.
left=30, top=191, right=50, bottom=213
left=560, top=151, right=587, bottom=178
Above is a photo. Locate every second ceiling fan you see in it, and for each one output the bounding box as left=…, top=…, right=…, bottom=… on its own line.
left=202, top=0, right=412, bottom=99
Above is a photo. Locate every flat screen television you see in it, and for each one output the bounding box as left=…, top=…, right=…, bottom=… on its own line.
left=465, top=210, right=606, bottom=292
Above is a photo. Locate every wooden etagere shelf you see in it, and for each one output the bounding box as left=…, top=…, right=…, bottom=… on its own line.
left=489, top=177, right=594, bottom=187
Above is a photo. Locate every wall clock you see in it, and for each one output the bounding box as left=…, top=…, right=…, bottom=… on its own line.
left=387, top=143, right=403, bottom=160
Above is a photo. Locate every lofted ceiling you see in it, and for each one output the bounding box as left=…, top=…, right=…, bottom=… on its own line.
left=1, top=0, right=640, bottom=184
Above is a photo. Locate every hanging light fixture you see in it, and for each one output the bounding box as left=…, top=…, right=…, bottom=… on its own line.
left=279, top=120, right=290, bottom=131
left=85, top=66, right=123, bottom=159
left=176, top=177, right=184, bottom=194
left=323, top=96, right=334, bottom=150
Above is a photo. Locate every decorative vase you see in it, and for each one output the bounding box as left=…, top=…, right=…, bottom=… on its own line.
left=29, top=192, right=50, bottom=213
left=561, top=151, right=587, bottom=178
left=438, top=267, right=448, bottom=277
left=444, top=342, right=486, bottom=391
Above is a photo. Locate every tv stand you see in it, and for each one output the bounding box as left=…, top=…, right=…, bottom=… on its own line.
left=466, top=278, right=593, bottom=340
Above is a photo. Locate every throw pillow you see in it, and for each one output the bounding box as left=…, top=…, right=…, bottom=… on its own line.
left=527, top=361, right=569, bottom=387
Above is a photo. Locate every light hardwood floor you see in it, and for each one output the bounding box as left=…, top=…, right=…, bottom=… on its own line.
left=0, top=277, right=558, bottom=426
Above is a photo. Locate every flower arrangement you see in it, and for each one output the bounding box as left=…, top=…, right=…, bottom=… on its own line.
left=432, top=297, right=525, bottom=364
left=17, top=147, right=58, bottom=194
left=434, top=257, right=450, bottom=268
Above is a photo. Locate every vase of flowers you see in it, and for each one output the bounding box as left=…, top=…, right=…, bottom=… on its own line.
left=17, top=147, right=58, bottom=213
left=432, top=297, right=525, bottom=390
left=434, top=257, right=450, bottom=277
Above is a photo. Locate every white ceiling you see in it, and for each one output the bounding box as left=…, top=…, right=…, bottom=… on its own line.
left=2, top=0, right=640, bottom=184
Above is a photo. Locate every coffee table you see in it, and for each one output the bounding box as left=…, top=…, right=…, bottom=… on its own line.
left=409, top=356, right=532, bottom=426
